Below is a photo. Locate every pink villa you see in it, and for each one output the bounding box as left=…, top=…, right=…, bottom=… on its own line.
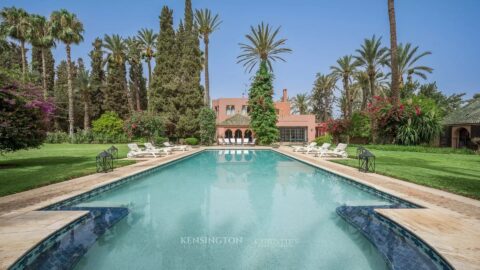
left=212, top=89, right=325, bottom=143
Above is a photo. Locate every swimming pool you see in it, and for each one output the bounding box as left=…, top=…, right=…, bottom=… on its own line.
left=14, top=150, right=452, bottom=270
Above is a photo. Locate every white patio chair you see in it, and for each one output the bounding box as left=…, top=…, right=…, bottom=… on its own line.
left=229, top=138, right=235, bottom=145
left=243, top=138, right=249, bottom=145
left=236, top=138, right=242, bottom=145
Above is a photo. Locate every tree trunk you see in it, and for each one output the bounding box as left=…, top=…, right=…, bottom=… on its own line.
left=147, top=59, right=152, bottom=112
left=344, top=75, right=351, bottom=119
left=135, top=77, right=141, bottom=111
left=388, top=0, right=400, bottom=105
left=20, top=40, right=27, bottom=82
left=369, top=72, right=378, bottom=143
left=66, top=44, right=75, bottom=138
left=84, top=97, right=90, bottom=131
left=204, top=37, right=210, bottom=106
left=361, top=86, right=368, bottom=111
left=41, top=48, right=48, bottom=100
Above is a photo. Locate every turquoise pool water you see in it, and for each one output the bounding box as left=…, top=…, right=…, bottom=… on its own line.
left=73, top=150, right=391, bottom=269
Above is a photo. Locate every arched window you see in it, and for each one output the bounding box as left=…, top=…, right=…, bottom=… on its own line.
left=225, top=129, right=233, bottom=139
left=234, top=129, right=243, bottom=139
left=244, top=130, right=253, bottom=141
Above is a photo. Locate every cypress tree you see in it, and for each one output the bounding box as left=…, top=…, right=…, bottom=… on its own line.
left=248, top=61, right=279, bottom=145
left=89, top=38, right=105, bottom=120
left=126, top=37, right=147, bottom=111
left=31, top=47, right=42, bottom=77
left=45, top=49, right=55, bottom=97
left=175, top=0, right=204, bottom=137
left=54, top=60, right=78, bottom=130
left=151, top=6, right=178, bottom=135
left=103, top=57, right=129, bottom=118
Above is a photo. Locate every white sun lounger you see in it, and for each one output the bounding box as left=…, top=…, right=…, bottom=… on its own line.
left=292, top=142, right=317, bottom=153
left=127, top=143, right=162, bottom=158
left=248, top=138, right=256, bottom=145
left=243, top=138, right=249, bottom=145
left=229, top=138, right=235, bottom=145
left=236, top=138, right=242, bottom=145
left=144, top=143, right=172, bottom=155
left=163, top=142, right=189, bottom=151
left=319, top=143, right=348, bottom=158
left=218, top=138, right=225, bottom=145
left=306, top=143, right=331, bottom=155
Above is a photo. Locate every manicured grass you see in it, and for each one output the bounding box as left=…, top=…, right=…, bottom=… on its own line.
left=0, top=144, right=135, bottom=197
left=331, top=146, right=480, bottom=199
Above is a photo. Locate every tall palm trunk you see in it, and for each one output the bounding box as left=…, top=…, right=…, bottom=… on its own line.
left=343, top=75, right=351, bottom=119
left=66, top=44, right=75, bottom=138
left=147, top=59, right=152, bottom=111
left=369, top=71, right=378, bottom=143
left=388, top=0, right=400, bottom=105
left=84, top=98, right=90, bottom=131
left=361, top=85, right=368, bottom=111
left=41, top=48, right=48, bottom=100
left=20, top=40, right=27, bottom=81
left=135, top=83, right=141, bottom=111
left=204, top=36, right=210, bottom=106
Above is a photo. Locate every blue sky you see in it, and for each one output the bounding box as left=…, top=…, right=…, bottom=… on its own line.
left=3, top=0, right=480, bottom=100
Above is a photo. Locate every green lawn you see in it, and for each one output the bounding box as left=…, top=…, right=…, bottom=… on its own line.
left=332, top=146, right=480, bottom=199
left=0, top=144, right=135, bottom=197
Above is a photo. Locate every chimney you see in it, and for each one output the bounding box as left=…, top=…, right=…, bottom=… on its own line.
left=282, top=89, right=288, bottom=102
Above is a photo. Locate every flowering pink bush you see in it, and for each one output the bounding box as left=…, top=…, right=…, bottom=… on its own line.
left=0, top=84, right=54, bottom=152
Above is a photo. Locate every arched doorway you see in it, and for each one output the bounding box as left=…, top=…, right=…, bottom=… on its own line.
left=458, top=128, right=470, bottom=148
left=234, top=129, right=243, bottom=139
left=225, top=129, right=233, bottom=139
left=244, top=129, right=253, bottom=142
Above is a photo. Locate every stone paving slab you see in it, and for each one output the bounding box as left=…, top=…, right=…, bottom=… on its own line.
left=275, top=146, right=480, bottom=270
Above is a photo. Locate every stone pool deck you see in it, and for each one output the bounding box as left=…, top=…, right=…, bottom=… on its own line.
left=275, top=146, right=480, bottom=270
left=0, top=146, right=478, bottom=269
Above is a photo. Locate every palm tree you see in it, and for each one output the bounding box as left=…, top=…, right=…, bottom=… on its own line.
left=1, top=7, right=30, bottom=80
left=387, top=43, right=432, bottom=87
left=355, top=35, right=389, bottom=101
left=195, top=8, right=222, bottom=106
left=290, top=93, right=310, bottom=115
left=137, top=28, right=157, bottom=111
left=104, top=34, right=134, bottom=113
left=355, top=35, right=388, bottom=143
left=388, top=0, right=400, bottom=105
left=312, top=73, right=337, bottom=122
left=50, top=9, right=84, bottom=138
left=28, top=14, right=55, bottom=100
left=237, top=22, right=292, bottom=72
left=330, top=55, right=359, bottom=119
left=353, top=71, right=370, bottom=110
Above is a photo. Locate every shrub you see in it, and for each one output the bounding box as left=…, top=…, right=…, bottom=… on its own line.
left=184, top=137, right=199, bottom=145
left=349, top=112, right=371, bottom=139
left=124, top=111, right=164, bottom=142
left=369, top=96, right=442, bottom=145
left=315, top=134, right=333, bottom=145
left=198, top=107, right=216, bottom=145
left=92, top=112, right=125, bottom=138
left=154, top=136, right=168, bottom=146
left=0, top=84, right=53, bottom=153
left=45, top=131, right=69, bottom=143
left=325, top=119, right=350, bottom=143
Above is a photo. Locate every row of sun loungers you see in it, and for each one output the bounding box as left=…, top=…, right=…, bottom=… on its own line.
left=217, top=138, right=256, bottom=145
left=292, top=142, right=348, bottom=158
left=127, top=142, right=191, bottom=158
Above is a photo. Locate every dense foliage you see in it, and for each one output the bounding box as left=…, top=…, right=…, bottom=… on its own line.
left=124, top=111, right=164, bottom=142
left=92, top=112, right=125, bottom=139
left=314, top=134, right=333, bottom=145
left=0, top=84, right=53, bottom=152
left=369, top=96, right=442, bottom=145
left=198, top=107, right=216, bottom=145
left=248, top=61, right=279, bottom=145
left=349, top=112, right=371, bottom=139
left=184, top=137, right=199, bottom=145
